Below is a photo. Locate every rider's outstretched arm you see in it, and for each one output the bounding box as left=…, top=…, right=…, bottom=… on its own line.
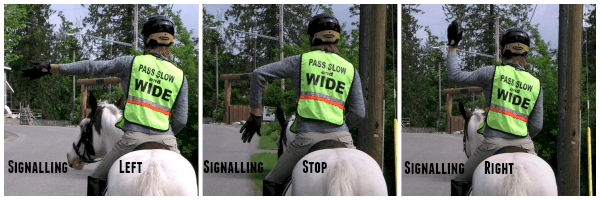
left=445, top=48, right=494, bottom=88
left=249, top=55, right=300, bottom=109
left=54, top=56, right=133, bottom=79
left=343, top=68, right=365, bottom=129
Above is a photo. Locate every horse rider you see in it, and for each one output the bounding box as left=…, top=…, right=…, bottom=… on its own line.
left=22, top=15, right=188, bottom=196
left=239, top=13, right=365, bottom=196
left=445, top=20, right=543, bottom=196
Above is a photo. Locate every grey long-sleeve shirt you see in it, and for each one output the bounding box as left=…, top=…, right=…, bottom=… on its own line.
left=250, top=53, right=365, bottom=133
left=59, top=54, right=188, bottom=135
left=446, top=51, right=543, bottom=139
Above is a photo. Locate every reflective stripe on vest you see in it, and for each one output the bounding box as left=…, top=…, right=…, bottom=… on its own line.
left=299, top=91, right=345, bottom=109
left=477, top=65, right=540, bottom=136
left=119, top=55, right=183, bottom=131
left=297, top=50, right=354, bottom=125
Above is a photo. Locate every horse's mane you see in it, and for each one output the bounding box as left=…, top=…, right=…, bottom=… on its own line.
left=98, top=100, right=122, bottom=117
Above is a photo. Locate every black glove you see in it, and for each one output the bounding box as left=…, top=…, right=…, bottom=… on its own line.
left=447, top=20, right=463, bottom=48
left=240, top=113, right=262, bottom=143
left=22, top=61, right=51, bottom=79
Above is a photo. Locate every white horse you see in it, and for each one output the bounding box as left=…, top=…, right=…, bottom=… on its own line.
left=67, top=93, right=197, bottom=195
left=275, top=106, right=388, bottom=196
left=458, top=102, right=557, bottom=196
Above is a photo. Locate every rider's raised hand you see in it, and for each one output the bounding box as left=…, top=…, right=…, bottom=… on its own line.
left=240, top=113, right=262, bottom=143
left=22, top=61, right=52, bottom=79
left=447, top=20, right=463, bottom=48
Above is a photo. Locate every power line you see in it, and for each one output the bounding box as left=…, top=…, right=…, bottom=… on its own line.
left=528, top=4, right=538, bottom=25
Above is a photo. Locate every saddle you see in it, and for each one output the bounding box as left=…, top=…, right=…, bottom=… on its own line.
left=307, top=140, right=347, bottom=154
left=133, top=142, right=170, bottom=151
left=493, top=146, right=528, bottom=155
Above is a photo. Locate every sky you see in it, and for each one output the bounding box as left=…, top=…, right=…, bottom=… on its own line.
left=202, top=4, right=359, bottom=38
left=413, top=4, right=595, bottom=53
left=49, top=4, right=199, bottom=43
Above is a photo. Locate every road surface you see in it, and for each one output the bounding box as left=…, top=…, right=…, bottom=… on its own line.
left=4, top=125, right=100, bottom=196
left=203, top=124, right=274, bottom=196
left=401, top=133, right=467, bottom=196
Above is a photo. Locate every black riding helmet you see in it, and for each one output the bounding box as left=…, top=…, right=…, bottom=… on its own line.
left=500, top=27, right=530, bottom=59
left=307, top=13, right=341, bottom=45
left=142, top=15, right=175, bottom=47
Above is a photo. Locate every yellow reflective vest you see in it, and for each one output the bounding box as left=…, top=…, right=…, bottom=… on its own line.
left=478, top=65, right=540, bottom=136
left=116, top=55, right=183, bottom=131
left=297, top=50, right=354, bottom=125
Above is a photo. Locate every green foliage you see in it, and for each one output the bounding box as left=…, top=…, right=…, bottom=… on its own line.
left=258, top=121, right=281, bottom=150
left=251, top=152, right=278, bottom=193
left=4, top=5, right=31, bottom=63
left=442, top=4, right=533, bottom=70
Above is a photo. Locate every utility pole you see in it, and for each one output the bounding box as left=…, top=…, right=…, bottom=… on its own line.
left=564, top=4, right=582, bottom=196
left=557, top=5, right=569, bottom=195
left=357, top=4, right=370, bottom=152
left=438, top=63, right=441, bottom=125
left=495, top=14, right=500, bottom=62
left=134, top=4, right=138, bottom=51
left=280, top=4, right=285, bottom=90
left=253, top=26, right=257, bottom=71
left=215, top=45, right=219, bottom=116
left=72, top=50, right=76, bottom=118
left=367, top=4, right=385, bottom=168
left=109, top=29, right=113, bottom=58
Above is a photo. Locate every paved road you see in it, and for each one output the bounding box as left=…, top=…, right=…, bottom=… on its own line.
left=203, top=124, right=274, bottom=196
left=401, top=133, right=467, bottom=196
left=4, top=125, right=100, bottom=196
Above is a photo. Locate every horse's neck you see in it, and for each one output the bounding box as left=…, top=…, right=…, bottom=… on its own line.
left=100, top=110, right=124, bottom=153
left=468, top=118, right=485, bottom=156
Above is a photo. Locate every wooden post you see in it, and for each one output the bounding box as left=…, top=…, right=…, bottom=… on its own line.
left=367, top=4, right=385, bottom=168
left=564, top=4, right=582, bottom=196
left=446, top=94, right=452, bottom=134
left=357, top=4, right=371, bottom=152
left=80, top=84, right=87, bottom=123
left=224, top=80, right=231, bottom=124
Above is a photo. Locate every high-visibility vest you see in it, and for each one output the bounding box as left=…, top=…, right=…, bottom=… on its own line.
left=115, top=55, right=184, bottom=131
left=297, top=50, right=354, bottom=125
left=477, top=65, right=540, bottom=136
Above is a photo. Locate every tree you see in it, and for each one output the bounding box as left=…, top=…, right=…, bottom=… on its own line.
left=401, top=4, right=426, bottom=126
left=223, top=4, right=327, bottom=72
left=442, top=4, right=533, bottom=70
left=4, top=5, right=31, bottom=64
left=80, top=4, right=173, bottom=60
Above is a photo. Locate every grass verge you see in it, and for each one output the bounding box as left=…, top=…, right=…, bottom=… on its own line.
left=257, top=121, right=281, bottom=150
left=250, top=152, right=277, bottom=194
